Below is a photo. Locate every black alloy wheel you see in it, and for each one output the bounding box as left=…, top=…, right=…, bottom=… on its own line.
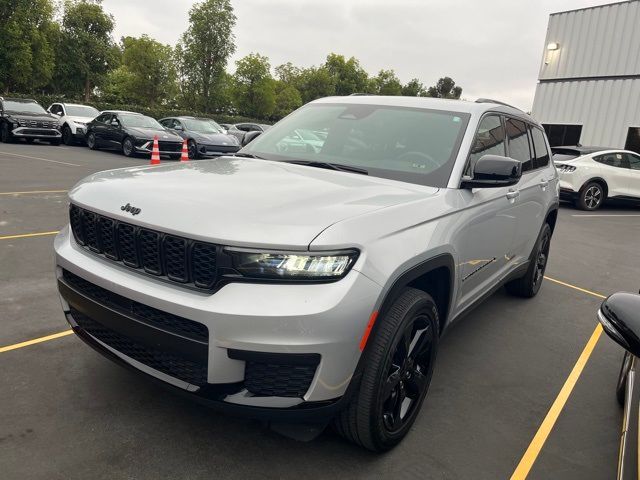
left=62, top=125, right=74, bottom=145
left=188, top=139, right=198, bottom=159
left=87, top=132, right=98, bottom=150
left=122, top=137, right=135, bottom=157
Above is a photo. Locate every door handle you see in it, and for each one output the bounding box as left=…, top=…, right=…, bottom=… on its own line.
left=540, top=179, right=549, bottom=189
left=506, top=189, right=520, bottom=200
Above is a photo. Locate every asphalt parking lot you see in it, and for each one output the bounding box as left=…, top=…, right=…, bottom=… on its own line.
left=1, top=142, right=638, bottom=480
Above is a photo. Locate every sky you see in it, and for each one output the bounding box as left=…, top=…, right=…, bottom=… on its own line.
left=101, top=0, right=610, bottom=111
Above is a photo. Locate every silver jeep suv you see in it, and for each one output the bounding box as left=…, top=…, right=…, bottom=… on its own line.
left=55, top=96, right=559, bottom=451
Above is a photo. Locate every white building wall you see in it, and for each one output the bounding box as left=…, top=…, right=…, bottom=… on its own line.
left=532, top=78, right=640, bottom=147
left=532, top=0, right=640, bottom=148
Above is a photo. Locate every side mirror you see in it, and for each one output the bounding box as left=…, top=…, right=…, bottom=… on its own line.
left=598, top=292, right=640, bottom=356
left=173, top=125, right=183, bottom=131
left=461, top=155, right=522, bottom=189
left=242, top=130, right=262, bottom=147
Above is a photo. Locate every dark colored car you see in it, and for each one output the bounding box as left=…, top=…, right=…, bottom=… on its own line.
left=226, top=123, right=271, bottom=143
left=597, top=291, right=640, bottom=479
left=159, top=116, right=240, bottom=159
left=0, top=97, right=62, bottom=145
left=86, top=111, right=184, bottom=158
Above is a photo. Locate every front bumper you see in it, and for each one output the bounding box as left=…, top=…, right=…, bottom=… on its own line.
left=54, top=226, right=380, bottom=414
left=198, top=144, right=240, bottom=157
left=135, top=139, right=183, bottom=156
left=11, top=126, right=61, bottom=140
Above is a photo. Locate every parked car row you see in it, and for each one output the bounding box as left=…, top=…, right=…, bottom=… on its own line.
left=0, top=96, right=271, bottom=160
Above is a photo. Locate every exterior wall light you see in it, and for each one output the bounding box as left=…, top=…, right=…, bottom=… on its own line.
left=547, top=42, right=559, bottom=51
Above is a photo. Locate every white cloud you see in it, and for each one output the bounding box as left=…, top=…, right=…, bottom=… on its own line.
left=102, top=0, right=608, bottom=111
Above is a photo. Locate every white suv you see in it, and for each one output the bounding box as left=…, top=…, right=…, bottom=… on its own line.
left=55, top=96, right=559, bottom=451
left=48, top=103, right=100, bottom=145
left=553, top=146, right=640, bottom=210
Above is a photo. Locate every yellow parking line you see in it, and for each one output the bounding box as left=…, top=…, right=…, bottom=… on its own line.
left=0, top=231, right=60, bottom=241
left=510, top=277, right=606, bottom=479
left=0, top=189, right=68, bottom=196
left=0, top=329, right=73, bottom=353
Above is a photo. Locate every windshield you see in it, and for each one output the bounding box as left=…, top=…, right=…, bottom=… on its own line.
left=66, top=105, right=99, bottom=117
left=184, top=118, right=224, bottom=133
left=242, top=103, right=470, bottom=187
left=3, top=100, right=47, bottom=114
left=119, top=114, right=163, bottom=129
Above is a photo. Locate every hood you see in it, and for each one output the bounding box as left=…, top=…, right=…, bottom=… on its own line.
left=69, top=157, right=436, bottom=249
left=126, top=127, right=182, bottom=142
left=67, top=115, right=96, bottom=124
left=190, top=131, right=238, bottom=146
left=6, top=110, right=58, bottom=122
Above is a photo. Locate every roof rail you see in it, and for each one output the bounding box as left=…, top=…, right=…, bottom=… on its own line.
left=475, top=98, right=523, bottom=112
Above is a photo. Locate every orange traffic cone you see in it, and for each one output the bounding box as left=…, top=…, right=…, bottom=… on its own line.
left=180, top=139, right=189, bottom=162
left=150, top=136, right=161, bottom=165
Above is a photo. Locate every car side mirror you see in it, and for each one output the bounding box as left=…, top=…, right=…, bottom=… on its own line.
left=173, top=125, right=183, bottom=131
left=598, top=292, right=640, bottom=357
left=460, top=155, right=522, bottom=189
left=242, top=130, right=262, bottom=147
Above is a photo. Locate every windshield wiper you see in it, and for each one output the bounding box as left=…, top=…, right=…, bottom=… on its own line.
left=284, top=160, right=368, bottom=175
left=231, top=152, right=265, bottom=159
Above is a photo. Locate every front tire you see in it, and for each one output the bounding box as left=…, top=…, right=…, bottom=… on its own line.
left=188, top=139, right=198, bottom=159
left=86, top=132, right=98, bottom=150
left=62, top=125, right=74, bottom=145
left=1, top=122, right=13, bottom=143
left=122, top=137, right=135, bottom=157
left=506, top=223, right=552, bottom=298
left=334, top=288, right=439, bottom=451
left=577, top=181, right=605, bottom=210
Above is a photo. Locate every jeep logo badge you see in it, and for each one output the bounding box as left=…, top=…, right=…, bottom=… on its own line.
left=121, top=203, right=141, bottom=216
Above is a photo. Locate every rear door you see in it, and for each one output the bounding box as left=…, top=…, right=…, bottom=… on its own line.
left=504, top=118, right=547, bottom=261
left=593, top=152, right=630, bottom=197
left=624, top=153, right=640, bottom=198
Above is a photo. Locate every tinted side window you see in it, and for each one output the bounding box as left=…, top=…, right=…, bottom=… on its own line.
left=624, top=153, right=640, bottom=170
left=505, top=118, right=533, bottom=171
left=594, top=152, right=629, bottom=169
left=531, top=127, right=550, bottom=168
left=95, top=113, right=111, bottom=123
left=468, top=115, right=505, bottom=168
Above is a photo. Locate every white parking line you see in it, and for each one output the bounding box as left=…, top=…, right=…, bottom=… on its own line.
left=0, top=151, right=80, bottom=167
left=571, top=214, right=640, bottom=217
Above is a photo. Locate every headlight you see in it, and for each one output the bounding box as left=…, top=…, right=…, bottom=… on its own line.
left=557, top=164, right=576, bottom=173
left=226, top=248, right=359, bottom=280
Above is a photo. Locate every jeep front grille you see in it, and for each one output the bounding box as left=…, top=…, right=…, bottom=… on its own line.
left=69, top=204, right=218, bottom=290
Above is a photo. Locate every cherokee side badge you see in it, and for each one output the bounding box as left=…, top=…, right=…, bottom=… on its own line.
left=121, top=203, right=141, bottom=216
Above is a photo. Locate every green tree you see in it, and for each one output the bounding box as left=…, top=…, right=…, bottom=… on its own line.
left=0, top=0, right=56, bottom=93
left=273, top=82, right=302, bottom=119
left=54, top=0, right=118, bottom=100
left=233, top=53, right=276, bottom=119
left=402, top=78, right=426, bottom=97
left=425, top=76, right=462, bottom=99
left=324, top=53, right=368, bottom=96
left=177, top=0, right=236, bottom=113
left=368, top=69, right=402, bottom=96
left=118, top=35, right=177, bottom=106
left=274, top=62, right=302, bottom=85
left=297, top=66, right=335, bottom=104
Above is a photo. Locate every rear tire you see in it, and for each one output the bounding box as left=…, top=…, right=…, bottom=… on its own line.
left=505, top=223, right=552, bottom=298
left=576, top=181, right=605, bottom=210
left=86, top=132, right=98, bottom=150
left=333, top=288, right=439, bottom=451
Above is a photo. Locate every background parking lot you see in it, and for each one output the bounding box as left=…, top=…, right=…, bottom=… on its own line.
left=1, top=143, right=638, bottom=479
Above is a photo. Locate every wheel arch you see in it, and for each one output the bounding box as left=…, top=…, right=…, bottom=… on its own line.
left=581, top=177, right=609, bottom=198
left=545, top=204, right=559, bottom=234
left=375, top=254, right=454, bottom=336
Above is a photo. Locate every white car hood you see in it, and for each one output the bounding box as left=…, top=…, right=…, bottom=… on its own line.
left=69, top=157, right=436, bottom=249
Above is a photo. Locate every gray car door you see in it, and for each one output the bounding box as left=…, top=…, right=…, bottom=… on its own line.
left=454, top=114, right=519, bottom=312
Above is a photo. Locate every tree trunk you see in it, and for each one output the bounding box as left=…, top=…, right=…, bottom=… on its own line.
left=84, top=77, right=91, bottom=102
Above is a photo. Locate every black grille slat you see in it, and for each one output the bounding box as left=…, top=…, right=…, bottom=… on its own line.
left=192, top=243, right=217, bottom=289
left=117, top=223, right=139, bottom=268
left=140, top=229, right=162, bottom=275
left=164, top=236, right=188, bottom=283
left=63, top=269, right=209, bottom=343
left=69, top=205, right=219, bottom=291
left=71, top=308, right=207, bottom=386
